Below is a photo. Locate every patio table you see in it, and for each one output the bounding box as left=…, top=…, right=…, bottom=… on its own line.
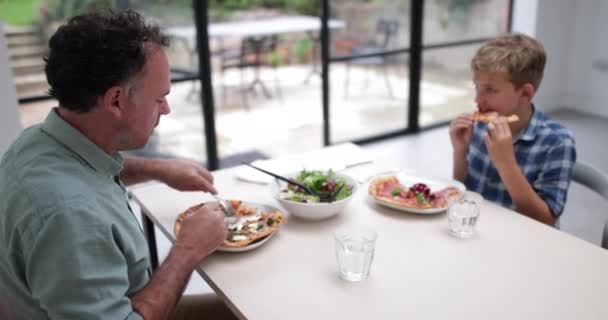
left=166, top=15, right=345, bottom=55
left=130, top=143, right=608, bottom=320
left=167, top=15, right=345, bottom=90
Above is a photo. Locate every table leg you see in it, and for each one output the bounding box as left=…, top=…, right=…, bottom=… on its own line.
left=142, top=212, right=159, bottom=271
left=249, top=37, right=272, bottom=98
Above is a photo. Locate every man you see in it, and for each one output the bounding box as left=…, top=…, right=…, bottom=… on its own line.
left=0, top=10, right=235, bottom=319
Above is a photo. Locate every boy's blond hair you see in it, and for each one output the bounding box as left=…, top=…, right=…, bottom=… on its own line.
left=471, top=33, right=546, bottom=90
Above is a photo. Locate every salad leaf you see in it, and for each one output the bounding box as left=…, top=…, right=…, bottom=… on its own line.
left=281, top=169, right=352, bottom=203
left=415, top=192, right=429, bottom=205
left=391, top=188, right=404, bottom=196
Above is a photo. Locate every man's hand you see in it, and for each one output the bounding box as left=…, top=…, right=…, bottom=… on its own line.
left=175, top=202, right=228, bottom=266
left=131, top=203, right=228, bottom=319
left=121, top=156, right=218, bottom=194
left=155, top=159, right=217, bottom=194
left=483, top=117, right=517, bottom=172
left=449, top=113, right=474, bottom=155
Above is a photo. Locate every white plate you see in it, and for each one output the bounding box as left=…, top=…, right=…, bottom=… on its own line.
left=217, top=202, right=283, bottom=253
left=370, top=171, right=466, bottom=214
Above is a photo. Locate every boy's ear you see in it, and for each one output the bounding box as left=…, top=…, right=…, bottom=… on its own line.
left=101, top=86, right=129, bottom=119
left=519, top=83, right=536, bottom=102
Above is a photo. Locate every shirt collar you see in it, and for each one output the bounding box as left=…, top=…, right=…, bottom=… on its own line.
left=41, top=108, right=123, bottom=177
left=515, top=104, right=544, bottom=142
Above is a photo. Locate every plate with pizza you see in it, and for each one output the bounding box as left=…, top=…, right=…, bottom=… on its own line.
left=368, top=172, right=465, bottom=214
left=174, top=200, right=285, bottom=252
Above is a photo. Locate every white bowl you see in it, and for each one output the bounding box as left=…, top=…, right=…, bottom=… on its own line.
left=270, top=171, right=359, bottom=220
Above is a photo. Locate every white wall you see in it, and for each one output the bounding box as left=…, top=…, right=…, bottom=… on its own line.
left=532, top=0, right=575, bottom=112
left=580, top=0, right=608, bottom=117
left=0, top=21, right=22, bottom=154
left=511, top=0, right=538, bottom=36
left=517, top=0, right=608, bottom=118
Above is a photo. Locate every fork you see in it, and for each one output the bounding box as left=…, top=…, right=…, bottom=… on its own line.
left=321, top=183, right=345, bottom=203
left=211, top=194, right=238, bottom=223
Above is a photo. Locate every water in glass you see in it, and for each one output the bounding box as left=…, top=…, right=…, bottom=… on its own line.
left=448, top=199, right=480, bottom=238
left=335, top=228, right=377, bottom=281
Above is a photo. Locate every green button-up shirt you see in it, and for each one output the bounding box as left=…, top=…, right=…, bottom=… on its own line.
left=0, top=109, right=150, bottom=319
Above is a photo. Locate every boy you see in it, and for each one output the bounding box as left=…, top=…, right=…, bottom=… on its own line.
left=449, top=33, right=576, bottom=226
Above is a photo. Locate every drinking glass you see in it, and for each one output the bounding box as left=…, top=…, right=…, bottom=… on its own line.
left=448, top=199, right=480, bottom=238
left=334, top=228, right=378, bottom=281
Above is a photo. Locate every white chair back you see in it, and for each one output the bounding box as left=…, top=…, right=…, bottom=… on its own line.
left=572, top=162, right=608, bottom=249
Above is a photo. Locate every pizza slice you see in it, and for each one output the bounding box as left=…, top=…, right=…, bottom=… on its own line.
left=472, top=111, right=519, bottom=123
left=369, top=175, right=463, bottom=210
left=223, top=210, right=284, bottom=248
left=174, top=201, right=285, bottom=249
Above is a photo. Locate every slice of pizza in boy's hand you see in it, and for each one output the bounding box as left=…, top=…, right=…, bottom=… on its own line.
left=368, top=175, right=462, bottom=210
left=174, top=201, right=285, bottom=249
left=472, top=111, right=519, bottom=123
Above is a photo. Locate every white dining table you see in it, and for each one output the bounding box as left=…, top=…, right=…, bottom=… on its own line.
left=130, top=143, right=608, bottom=320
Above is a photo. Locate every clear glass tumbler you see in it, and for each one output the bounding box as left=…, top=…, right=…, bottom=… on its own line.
left=448, top=199, right=480, bottom=238
left=334, top=228, right=378, bottom=282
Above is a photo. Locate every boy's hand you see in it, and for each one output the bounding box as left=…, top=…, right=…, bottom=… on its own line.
left=484, top=117, right=517, bottom=172
left=449, top=113, right=474, bottom=155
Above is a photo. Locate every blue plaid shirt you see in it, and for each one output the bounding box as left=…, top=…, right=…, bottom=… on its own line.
left=465, top=106, right=576, bottom=217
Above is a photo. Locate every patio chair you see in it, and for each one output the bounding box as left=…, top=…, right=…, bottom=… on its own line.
left=218, top=35, right=283, bottom=110
left=571, top=161, right=608, bottom=249
left=343, top=18, right=400, bottom=99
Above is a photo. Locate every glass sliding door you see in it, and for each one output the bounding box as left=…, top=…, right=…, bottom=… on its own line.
left=203, top=1, right=327, bottom=163
left=5, top=0, right=514, bottom=171
left=328, top=0, right=412, bottom=143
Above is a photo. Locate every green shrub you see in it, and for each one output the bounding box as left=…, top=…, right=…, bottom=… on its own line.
left=41, top=0, right=113, bottom=22
left=209, top=0, right=319, bottom=20
left=0, top=0, right=41, bottom=26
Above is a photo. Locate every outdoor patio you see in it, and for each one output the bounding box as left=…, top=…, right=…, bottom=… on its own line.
left=19, top=62, right=474, bottom=165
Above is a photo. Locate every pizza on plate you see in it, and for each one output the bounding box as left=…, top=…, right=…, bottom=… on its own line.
left=472, top=111, right=519, bottom=123
left=368, top=176, right=462, bottom=210
left=174, top=201, right=284, bottom=249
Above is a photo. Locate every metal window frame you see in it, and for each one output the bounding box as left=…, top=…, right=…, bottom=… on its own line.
left=16, top=0, right=513, bottom=169
left=322, top=0, right=514, bottom=146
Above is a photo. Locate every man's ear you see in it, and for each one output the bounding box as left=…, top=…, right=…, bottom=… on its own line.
left=519, top=83, right=536, bottom=102
left=102, top=85, right=129, bottom=118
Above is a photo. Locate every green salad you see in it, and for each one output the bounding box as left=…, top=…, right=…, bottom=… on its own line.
left=279, top=170, right=353, bottom=203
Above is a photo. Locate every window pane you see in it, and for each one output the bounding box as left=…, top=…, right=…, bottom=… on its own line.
left=203, top=3, right=326, bottom=162
left=329, top=0, right=411, bottom=142
left=420, top=44, right=479, bottom=127
left=329, top=53, right=409, bottom=142
left=423, top=0, right=510, bottom=45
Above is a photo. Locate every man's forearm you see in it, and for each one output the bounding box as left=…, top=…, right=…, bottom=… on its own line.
left=121, top=156, right=165, bottom=186
left=130, top=245, right=200, bottom=320
left=497, top=165, right=556, bottom=225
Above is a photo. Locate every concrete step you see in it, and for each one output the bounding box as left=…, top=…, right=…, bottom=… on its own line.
left=8, top=45, right=47, bottom=60
left=16, top=85, right=51, bottom=100
left=4, top=25, right=38, bottom=37
left=11, top=58, right=45, bottom=76
left=14, top=73, right=48, bottom=96
left=6, top=34, right=43, bottom=48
